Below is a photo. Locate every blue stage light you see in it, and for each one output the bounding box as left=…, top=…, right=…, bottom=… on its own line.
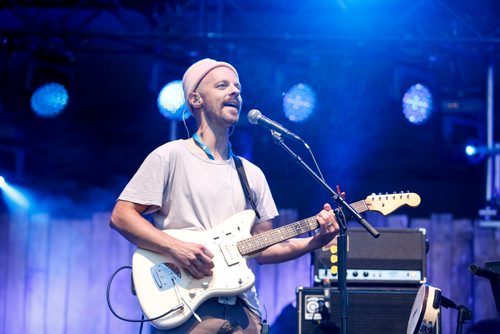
left=465, top=143, right=500, bottom=159
left=465, top=145, right=477, bottom=157
left=402, top=84, right=433, bottom=124
left=30, top=82, right=69, bottom=118
left=283, top=83, right=316, bottom=123
left=0, top=177, right=30, bottom=210
left=157, top=80, right=189, bottom=121
left=464, top=140, right=485, bottom=164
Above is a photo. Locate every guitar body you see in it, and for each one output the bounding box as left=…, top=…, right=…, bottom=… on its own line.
left=132, top=210, right=257, bottom=330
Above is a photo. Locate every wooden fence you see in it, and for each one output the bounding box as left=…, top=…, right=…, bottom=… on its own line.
left=0, top=209, right=498, bottom=334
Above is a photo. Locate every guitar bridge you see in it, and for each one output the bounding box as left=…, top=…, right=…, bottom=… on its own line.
left=151, top=263, right=181, bottom=291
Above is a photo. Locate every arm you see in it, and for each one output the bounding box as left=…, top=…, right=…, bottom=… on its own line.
left=110, top=200, right=214, bottom=278
left=252, top=203, right=339, bottom=265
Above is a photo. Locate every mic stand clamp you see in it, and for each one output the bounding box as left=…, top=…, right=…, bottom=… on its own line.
left=270, top=130, right=380, bottom=334
left=456, top=305, right=472, bottom=334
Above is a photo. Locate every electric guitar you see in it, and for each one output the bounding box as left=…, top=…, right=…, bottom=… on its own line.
left=132, top=192, right=421, bottom=329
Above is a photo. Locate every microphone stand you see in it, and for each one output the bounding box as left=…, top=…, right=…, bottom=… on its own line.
left=270, top=131, right=380, bottom=334
left=440, top=295, right=472, bottom=334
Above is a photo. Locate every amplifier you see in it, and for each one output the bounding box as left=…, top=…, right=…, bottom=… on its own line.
left=314, top=228, right=427, bottom=286
left=297, top=286, right=419, bottom=334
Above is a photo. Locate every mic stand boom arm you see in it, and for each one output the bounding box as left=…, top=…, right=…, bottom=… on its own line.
left=270, top=131, right=380, bottom=237
left=270, top=131, right=379, bottom=334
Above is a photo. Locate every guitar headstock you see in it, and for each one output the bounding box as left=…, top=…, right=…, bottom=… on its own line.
left=364, top=192, right=421, bottom=216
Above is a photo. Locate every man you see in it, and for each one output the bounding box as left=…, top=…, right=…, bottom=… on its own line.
left=110, top=58, right=339, bottom=333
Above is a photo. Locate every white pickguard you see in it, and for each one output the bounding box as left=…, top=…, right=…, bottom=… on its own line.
left=132, top=210, right=257, bottom=330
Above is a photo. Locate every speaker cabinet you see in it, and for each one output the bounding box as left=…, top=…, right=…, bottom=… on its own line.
left=297, top=286, right=418, bottom=334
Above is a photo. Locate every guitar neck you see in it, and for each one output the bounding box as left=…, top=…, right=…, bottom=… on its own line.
left=236, top=199, right=369, bottom=256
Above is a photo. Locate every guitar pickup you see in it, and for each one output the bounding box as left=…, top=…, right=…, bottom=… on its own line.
left=219, top=243, right=240, bottom=266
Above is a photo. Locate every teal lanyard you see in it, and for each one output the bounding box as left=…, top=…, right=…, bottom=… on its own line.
left=192, top=133, right=233, bottom=160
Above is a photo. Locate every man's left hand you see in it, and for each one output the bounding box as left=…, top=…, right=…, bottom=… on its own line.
left=311, top=203, right=339, bottom=249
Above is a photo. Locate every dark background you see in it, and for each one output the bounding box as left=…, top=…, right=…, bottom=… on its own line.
left=0, top=0, right=499, bottom=219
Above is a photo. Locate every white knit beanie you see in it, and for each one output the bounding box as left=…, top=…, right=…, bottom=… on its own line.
left=182, top=58, right=238, bottom=113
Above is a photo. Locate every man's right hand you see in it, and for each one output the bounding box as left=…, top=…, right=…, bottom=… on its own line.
left=111, top=201, right=215, bottom=279
left=168, top=239, right=214, bottom=279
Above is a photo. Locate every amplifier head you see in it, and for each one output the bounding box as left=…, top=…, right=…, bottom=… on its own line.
left=314, top=228, right=428, bottom=286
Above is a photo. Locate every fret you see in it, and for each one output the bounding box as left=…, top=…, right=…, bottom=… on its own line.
left=237, top=216, right=320, bottom=256
left=350, top=200, right=369, bottom=214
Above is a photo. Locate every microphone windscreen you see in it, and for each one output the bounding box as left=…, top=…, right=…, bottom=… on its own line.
left=468, top=264, right=479, bottom=274
left=247, top=109, right=262, bottom=124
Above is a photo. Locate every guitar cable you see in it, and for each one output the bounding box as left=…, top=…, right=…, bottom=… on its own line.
left=106, top=266, right=185, bottom=331
left=261, top=305, right=269, bottom=334
left=171, top=278, right=202, bottom=323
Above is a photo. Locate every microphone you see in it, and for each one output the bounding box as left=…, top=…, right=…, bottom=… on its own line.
left=468, top=263, right=500, bottom=280
left=247, top=109, right=304, bottom=142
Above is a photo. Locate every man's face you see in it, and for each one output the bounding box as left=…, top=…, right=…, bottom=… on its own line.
left=196, top=66, right=242, bottom=127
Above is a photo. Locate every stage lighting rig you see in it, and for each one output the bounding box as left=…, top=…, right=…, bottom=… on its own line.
left=157, top=80, right=188, bottom=121
left=282, top=83, right=316, bottom=123
left=26, top=48, right=74, bottom=118
left=469, top=142, right=500, bottom=227
left=402, top=83, right=433, bottom=125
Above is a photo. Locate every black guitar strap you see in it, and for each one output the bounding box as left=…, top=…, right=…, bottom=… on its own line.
left=233, top=156, right=261, bottom=220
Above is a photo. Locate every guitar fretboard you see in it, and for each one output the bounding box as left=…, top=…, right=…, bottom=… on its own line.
left=236, top=199, right=369, bottom=256
left=350, top=201, right=369, bottom=215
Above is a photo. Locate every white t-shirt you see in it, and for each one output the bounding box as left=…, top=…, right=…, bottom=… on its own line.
left=119, top=139, right=279, bottom=317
